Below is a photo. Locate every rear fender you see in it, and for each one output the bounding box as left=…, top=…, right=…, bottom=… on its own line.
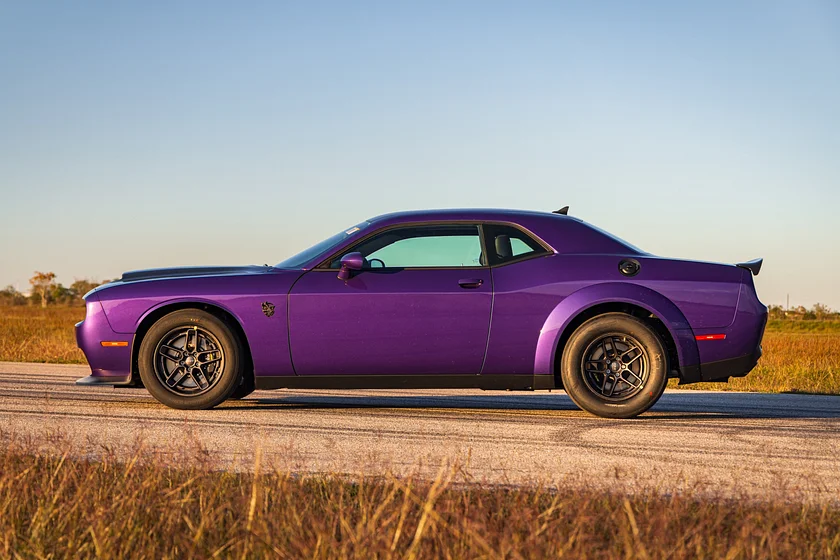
left=533, top=282, right=700, bottom=376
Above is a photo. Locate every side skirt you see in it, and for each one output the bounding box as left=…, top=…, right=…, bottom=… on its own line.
left=255, top=374, right=556, bottom=391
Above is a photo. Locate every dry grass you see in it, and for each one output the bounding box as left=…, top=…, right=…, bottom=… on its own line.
left=1, top=434, right=838, bottom=559
left=669, top=331, right=840, bottom=395
left=2, top=305, right=839, bottom=395
left=0, top=305, right=85, bottom=363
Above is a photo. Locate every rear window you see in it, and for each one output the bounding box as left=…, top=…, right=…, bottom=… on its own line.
left=572, top=218, right=646, bottom=254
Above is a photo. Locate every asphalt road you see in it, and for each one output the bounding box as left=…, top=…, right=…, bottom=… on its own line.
left=2, top=362, right=839, bottom=499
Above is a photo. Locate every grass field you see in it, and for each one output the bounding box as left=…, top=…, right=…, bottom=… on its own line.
left=667, top=328, right=840, bottom=394
left=1, top=434, right=838, bottom=559
left=0, top=305, right=85, bottom=364
left=2, top=307, right=838, bottom=557
left=1, top=305, right=839, bottom=395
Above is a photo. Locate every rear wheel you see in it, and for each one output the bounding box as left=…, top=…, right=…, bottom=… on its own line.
left=138, top=309, right=244, bottom=410
left=561, top=313, right=667, bottom=419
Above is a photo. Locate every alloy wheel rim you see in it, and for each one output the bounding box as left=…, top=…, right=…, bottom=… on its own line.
left=153, top=326, right=225, bottom=396
left=581, top=333, right=649, bottom=401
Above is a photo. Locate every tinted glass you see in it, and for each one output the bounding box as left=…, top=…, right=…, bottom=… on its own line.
left=483, top=224, right=548, bottom=265
left=332, top=225, right=483, bottom=268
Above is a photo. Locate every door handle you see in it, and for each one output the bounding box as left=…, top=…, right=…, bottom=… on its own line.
left=458, top=278, right=484, bottom=289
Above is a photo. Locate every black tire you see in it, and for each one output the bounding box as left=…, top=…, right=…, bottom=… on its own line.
left=138, top=309, right=244, bottom=410
left=561, top=313, right=667, bottom=419
left=228, top=376, right=255, bottom=400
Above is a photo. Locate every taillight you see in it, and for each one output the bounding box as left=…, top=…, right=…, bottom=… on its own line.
left=695, top=334, right=726, bottom=341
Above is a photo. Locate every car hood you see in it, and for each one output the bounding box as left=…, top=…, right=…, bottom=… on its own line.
left=119, top=265, right=273, bottom=283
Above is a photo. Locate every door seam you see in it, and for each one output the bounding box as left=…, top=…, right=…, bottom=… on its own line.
left=478, top=269, right=494, bottom=375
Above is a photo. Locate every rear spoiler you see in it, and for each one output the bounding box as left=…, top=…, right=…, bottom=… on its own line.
left=736, top=258, right=763, bottom=276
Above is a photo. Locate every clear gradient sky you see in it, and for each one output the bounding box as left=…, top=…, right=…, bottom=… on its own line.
left=1, top=1, right=838, bottom=308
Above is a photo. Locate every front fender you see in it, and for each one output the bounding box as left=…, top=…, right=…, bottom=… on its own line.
left=131, top=296, right=246, bottom=334
left=533, top=282, right=699, bottom=377
left=120, top=296, right=293, bottom=378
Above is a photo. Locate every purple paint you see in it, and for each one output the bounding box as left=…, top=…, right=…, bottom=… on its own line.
left=74, top=208, right=767, bottom=390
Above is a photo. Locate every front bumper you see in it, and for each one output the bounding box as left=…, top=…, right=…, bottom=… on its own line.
left=75, top=298, right=135, bottom=386
left=76, top=372, right=133, bottom=386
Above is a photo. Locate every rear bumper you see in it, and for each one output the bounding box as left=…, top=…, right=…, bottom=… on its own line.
left=678, top=341, right=764, bottom=384
left=679, top=278, right=767, bottom=384
left=697, top=345, right=762, bottom=383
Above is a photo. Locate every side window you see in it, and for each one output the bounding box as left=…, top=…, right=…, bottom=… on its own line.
left=330, top=225, right=484, bottom=268
left=483, top=224, right=549, bottom=265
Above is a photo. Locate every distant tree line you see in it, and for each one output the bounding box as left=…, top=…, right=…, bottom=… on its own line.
left=0, top=272, right=109, bottom=307
left=768, top=303, right=839, bottom=321
left=2, top=272, right=838, bottom=320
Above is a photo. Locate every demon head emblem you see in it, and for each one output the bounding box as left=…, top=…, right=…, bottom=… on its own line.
left=261, top=301, right=275, bottom=318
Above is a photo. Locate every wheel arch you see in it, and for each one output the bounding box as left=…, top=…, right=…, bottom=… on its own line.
left=130, top=300, right=254, bottom=386
left=533, top=283, right=700, bottom=383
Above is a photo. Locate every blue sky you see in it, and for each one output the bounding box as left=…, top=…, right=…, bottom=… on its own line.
left=1, top=1, right=838, bottom=308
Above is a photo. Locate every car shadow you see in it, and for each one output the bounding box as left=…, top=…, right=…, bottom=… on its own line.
left=220, top=390, right=840, bottom=420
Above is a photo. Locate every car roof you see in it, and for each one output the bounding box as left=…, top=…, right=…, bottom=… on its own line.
left=367, top=208, right=567, bottom=225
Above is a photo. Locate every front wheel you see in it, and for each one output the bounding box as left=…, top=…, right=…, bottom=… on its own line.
left=228, top=377, right=255, bottom=400
left=561, top=313, right=668, bottom=419
left=138, top=309, right=244, bottom=410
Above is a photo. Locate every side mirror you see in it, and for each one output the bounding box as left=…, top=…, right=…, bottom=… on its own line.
left=337, top=252, right=364, bottom=281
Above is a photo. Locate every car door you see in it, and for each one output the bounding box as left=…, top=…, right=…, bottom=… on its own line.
left=288, top=223, right=492, bottom=376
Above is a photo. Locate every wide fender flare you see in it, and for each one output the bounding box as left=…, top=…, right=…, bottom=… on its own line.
left=127, top=297, right=249, bottom=335
left=533, top=282, right=699, bottom=376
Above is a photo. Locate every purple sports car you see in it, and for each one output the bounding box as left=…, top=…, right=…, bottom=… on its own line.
left=76, top=208, right=766, bottom=418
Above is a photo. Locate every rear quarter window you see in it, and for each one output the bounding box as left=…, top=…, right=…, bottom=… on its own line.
left=483, top=224, right=549, bottom=265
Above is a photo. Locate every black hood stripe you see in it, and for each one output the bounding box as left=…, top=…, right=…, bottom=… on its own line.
left=120, top=266, right=270, bottom=283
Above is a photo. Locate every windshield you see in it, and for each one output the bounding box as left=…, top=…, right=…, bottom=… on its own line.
left=275, top=222, right=370, bottom=269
